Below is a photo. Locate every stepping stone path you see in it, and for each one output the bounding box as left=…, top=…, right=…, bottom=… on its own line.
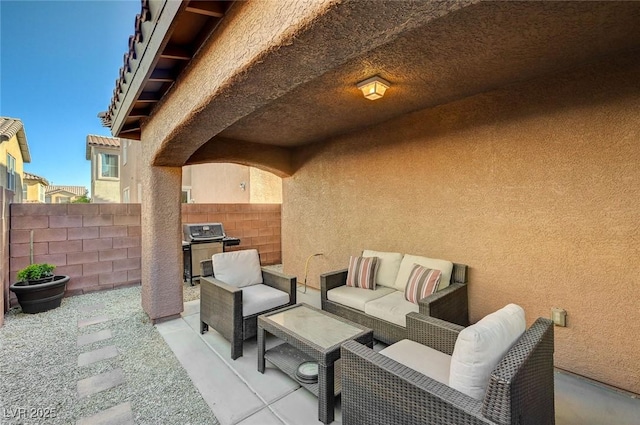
left=75, top=304, right=134, bottom=425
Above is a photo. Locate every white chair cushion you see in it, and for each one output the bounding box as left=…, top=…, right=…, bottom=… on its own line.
left=379, top=339, right=451, bottom=386
left=362, top=250, right=403, bottom=288
left=393, top=254, right=454, bottom=292
left=241, top=284, right=289, bottom=317
left=213, top=249, right=263, bottom=288
left=449, top=304, right=526, bottom=400
left=327, top=285, right=395, bottom=312
left=363, top=291, right=418, bottom=327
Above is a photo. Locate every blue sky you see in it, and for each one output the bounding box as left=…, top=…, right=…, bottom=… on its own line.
left=1, top=0, right=141, bottom=193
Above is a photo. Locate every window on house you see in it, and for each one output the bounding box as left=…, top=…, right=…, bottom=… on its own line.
left=56, top=196, right=70, bottom=204
left=6, top=154, right=16, bottom=191
left=181, top=188, right=191, bottom=203
left=123, top=187, right=130, bottom=203
left=38, top=185, right=45, bottom=202
left=22, top=184, right=27, bottom=201
left=100, top=153, right=119, bottom=178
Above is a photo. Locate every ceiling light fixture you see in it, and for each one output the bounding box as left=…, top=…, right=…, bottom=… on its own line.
left=356, top=75, right=390, bottom=100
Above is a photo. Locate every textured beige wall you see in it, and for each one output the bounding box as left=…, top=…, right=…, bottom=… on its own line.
left=188, top=163, right=250, bottom=204
left=250, top=168, right=282, bottom=204
left=282, top=57, right=640, bottom=394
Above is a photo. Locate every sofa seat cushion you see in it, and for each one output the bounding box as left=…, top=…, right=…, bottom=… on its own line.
left=449, top=304, right=526, bottom=400
left=241, top=284, right=289, bottom=317
left=394, top=254, right=454, bottom=292
left=363, top=250, right=403, bottom=288
left=213, top=249, right=263, bottom=288
left=379, top=339, right=451, bottom=386
left=364, top=291, right=419, bottom=327
left=327, top=285, right=395, bottom=312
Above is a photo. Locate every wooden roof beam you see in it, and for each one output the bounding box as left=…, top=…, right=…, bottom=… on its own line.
left=136, top=92, right=161, bottom=103
left=185, top=1, right=225, bottom=18
left=148, top=69, right=175, bottom=82
left=160, top=45, right=191, bottom=60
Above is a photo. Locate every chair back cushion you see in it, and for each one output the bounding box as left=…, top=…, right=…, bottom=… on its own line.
left=449, top=304, right=526, bottom=400
left=393, top=254, right=453, bottom=292
left=362, top=250, right=403, bottom=288
left=212, top=249, right=263, bottom=288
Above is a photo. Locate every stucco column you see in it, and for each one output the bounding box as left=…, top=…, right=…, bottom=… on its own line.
left=140, top=164, right=183, bottom=322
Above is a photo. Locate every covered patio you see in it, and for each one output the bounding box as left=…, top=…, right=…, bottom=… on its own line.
left=100, top=0, right=640, bottom=414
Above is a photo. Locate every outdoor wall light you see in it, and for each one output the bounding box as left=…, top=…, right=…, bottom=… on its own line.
left=356, top=75, right=391, bottom=100
left=239, top=182, right=246, bottom=191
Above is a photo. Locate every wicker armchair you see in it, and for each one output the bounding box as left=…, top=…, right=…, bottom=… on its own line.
left=199, top=253, right=296, bottom=360
left=341, top=312, right=555, bottom=425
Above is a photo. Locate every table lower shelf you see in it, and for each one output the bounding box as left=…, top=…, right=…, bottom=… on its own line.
left=264, top=342, right=341, bottom=397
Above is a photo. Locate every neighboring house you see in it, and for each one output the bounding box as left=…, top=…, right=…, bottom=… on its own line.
left=0, top=117, right=31, bottom=203
left=120, top=137, right=281, bottom=204
left=22, top=172, right=49, bottom=203
left=45, top=186, right=88, bottom=204
left=86, top=134, right=120, bottom=203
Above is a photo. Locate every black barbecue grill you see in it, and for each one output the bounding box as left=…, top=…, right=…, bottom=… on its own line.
left=182, top=223, right=240, bottom=285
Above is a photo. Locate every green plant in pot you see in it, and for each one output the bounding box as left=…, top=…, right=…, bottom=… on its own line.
left=10, top=263, right=70, bottom=314
left=16, top=263, right=56, bottom=284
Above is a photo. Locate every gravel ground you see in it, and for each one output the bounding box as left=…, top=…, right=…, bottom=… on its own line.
left=0, top=285, right=218, bottom=425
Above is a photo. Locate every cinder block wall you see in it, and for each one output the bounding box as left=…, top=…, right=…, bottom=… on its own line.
left=8, top=204, right=141, bottom=305
left=5, top=203, right=281, bottom=309
left=182, top=203, right=281, bottom=265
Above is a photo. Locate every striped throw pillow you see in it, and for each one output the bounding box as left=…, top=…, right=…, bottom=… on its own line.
left=404, top=264, right=442, bottom=304
left=346, top=256, right=379, bottom=290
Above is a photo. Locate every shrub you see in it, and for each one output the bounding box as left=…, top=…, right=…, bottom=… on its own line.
left=17, top=263, right=56, bottom=282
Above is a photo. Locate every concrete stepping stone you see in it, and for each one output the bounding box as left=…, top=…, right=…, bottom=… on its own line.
left=78, top=345, right=119, bottom=367
left=76, top=402, right=134, bottom=425
left=78, top=303, right=105, bottom=314
left=78, top=315, right=110, bottom=328
left=77, top=329, right=113, bottom=347
left=77, top=368, right=126, bottom=398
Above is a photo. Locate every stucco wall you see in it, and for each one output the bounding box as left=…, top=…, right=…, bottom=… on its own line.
left=188, top=163, right=250, bottom=203
left=91, top=146, right=121, bottom=203
left=250, top=167, right=282, bottom=203
left=282, top=57, right=640, bottom=393
left=0, top=133, right=25, bottom=203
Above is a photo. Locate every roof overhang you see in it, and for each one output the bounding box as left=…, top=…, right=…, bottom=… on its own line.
left=101, top=1, right=640, bottom=172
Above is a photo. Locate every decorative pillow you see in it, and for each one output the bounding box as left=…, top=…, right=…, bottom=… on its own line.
left=212, top=249, right=263, bottom=288
left=362, top=250, right=403, bottom=288
left=346, top=256, right=379, bottom=290
left=404, top=264, right=442, bottom=304
left=394, top=254, right=453, bottom=292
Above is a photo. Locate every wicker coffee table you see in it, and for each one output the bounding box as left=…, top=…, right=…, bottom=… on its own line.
left=258, top=303, right=373, bottom=424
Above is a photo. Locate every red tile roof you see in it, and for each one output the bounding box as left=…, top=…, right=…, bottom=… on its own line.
left=86, top=134, right=121, bottom=159
left=45, top=186, right=88, bottom=197
left=24, top=172, right=50, bottom=186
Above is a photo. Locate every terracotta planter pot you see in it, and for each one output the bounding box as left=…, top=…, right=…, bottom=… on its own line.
left=9, top=275, right=70, bottom=314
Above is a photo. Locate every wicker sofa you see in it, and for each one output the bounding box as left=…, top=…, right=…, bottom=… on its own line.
left=321, top=250, right=468, bottom=345
left=199, top=250, right=296, bottom=359
left=341, top=309, right=555, bottom=425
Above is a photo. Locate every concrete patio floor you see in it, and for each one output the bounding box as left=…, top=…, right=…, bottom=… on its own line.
left=157, top=286, right=639, bottom=425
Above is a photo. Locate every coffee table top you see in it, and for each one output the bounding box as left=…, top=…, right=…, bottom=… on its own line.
left=259, top=303, right=372, bottom=354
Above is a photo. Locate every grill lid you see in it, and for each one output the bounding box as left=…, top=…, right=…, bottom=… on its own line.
left=183, top=223, right=225, bottom=242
